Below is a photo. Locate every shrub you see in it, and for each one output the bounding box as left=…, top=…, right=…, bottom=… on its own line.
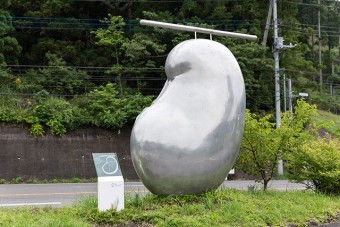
left=76, top=83, right=152, bottom=129
left=0, top=82, right=152, bottom=136
left=10, top=177, right=24, bottom=184
left=30, top=97, right=87, bottom=135
left=287, top=136, right=340, bottom=195
left=0, top=69, right=16, bottom=87
left=29, top=123, right=44, bottom=137
left=27, top=52, right=93, bottom=96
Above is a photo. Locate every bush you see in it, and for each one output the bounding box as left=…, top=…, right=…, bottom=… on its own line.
left=0, top=81, right=152, bottom=136
left=287, top=136, right=340, bottom=195
left=75, top=83, right=152, bottom=129
left=25, top=52, right=93, bottom=96
left=10, top=177, right=24, bottom=184
left=29, top=97, right=88, bottom=136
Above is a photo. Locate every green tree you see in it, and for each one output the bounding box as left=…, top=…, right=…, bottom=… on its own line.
left=281, top=44, right=318, bottom=90
left=3, top=0, right=336, bottom=119
left=216, top=38, right=274, bottom=111
left=93, top=14, right=166, bottom=95
left=121, top=32, right=166, bottom=92
left=236, top=99, right=317, bottom=190
left=24, top=52, right=92, bottom=96
left=10, top=0, right=115, bottom=67
left=13, top=52, right=92, bottom=95
left=92, top=15, right=126, bottom=94
left=0, top=0, right=21, bottom=65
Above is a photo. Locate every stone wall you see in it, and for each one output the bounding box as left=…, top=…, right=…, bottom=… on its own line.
left=0, top=123, right=139, bottom=181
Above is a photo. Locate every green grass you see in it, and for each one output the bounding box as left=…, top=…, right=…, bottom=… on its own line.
left=0, top=206, right=89, bottom=227
left=1, top=189, right=340, bottom=227
left=312, top=110, right=340, bottom=137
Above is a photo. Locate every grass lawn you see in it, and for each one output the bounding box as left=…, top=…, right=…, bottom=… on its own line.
left=1, top=189, right=339, bottom=227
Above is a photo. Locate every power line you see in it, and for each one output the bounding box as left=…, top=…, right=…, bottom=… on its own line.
left=286, top=1, right=340, bottom=9
left=280, top=25, right=340, bottom=35
left=6, top=64, right=164, bottom=70
left=3, top=16, right=255, bottom=22
left=278, top=27, right=340, bottom=38
left=72, top=0, right=244, bottom=2
left=290, top=22, right=340, bottom=30
left=6, top=64, right=335, bottom=78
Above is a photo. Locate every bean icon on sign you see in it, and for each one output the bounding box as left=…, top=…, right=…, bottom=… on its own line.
left=101, top=156, right=118, bottom=175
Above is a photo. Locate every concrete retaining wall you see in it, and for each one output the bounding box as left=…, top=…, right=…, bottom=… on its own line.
left=0, top=123, right=139, bottom=181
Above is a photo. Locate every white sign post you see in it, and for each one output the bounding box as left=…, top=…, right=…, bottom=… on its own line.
left=92, top=153, right=124, bottom=211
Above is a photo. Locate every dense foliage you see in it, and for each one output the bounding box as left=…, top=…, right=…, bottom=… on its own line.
left=0, top=82, right=152, bottom=136
left=236, top=99, right=318, bottom=190
left=1, top=0, right=340, bottom=134
left=287, top=135, right=340, bottom=195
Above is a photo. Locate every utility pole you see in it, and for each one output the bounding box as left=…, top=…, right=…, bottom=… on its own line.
left=331, top=63, right=334, bottom=96
left=262, top=1, right=272, bottom=47
left=318, top=0, right=322, bottom=91
left=283, top=73, right=287, bottom=111
left=272, top=0, right=295, bottom=175
left=273, top=0, right=281, bottom=129
left=273, top=0, right=283, bottom=175
left=288, top=79, right=293, bottom=116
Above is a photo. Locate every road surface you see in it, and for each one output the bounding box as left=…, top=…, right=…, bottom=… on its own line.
left=0, top=180, right=305, bottom=208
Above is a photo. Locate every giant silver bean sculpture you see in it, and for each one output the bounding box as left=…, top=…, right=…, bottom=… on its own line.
left=130, top=39, right=245, bottom=195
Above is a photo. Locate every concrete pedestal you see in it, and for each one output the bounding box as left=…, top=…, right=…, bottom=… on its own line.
left=98, top=176, right=124, bottom=211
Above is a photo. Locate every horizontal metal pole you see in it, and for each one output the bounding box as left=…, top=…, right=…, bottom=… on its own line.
left=140, top=19, right=257, bottom=41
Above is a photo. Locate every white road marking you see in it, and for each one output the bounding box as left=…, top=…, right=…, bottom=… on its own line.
left=0, top=202, right=62, bottom=207
left=0, top=191, right=96, bottom=197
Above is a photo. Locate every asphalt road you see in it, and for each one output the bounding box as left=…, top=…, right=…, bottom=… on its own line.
left=0, top=180, right=305, bottom=208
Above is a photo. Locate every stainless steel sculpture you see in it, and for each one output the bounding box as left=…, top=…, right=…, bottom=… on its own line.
left=131, top=39, right=246, bottom=195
